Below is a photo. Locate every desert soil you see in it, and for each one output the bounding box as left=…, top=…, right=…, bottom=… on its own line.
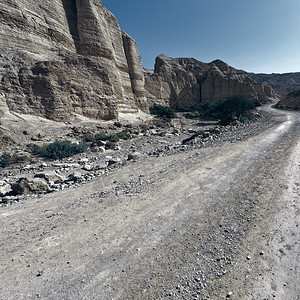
left=0, top=105, right=299, bottom=300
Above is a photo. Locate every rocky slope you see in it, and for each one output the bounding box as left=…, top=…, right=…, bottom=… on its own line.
left=145, top=55, right=275, bottom=109
left=250, top=72, right=300, bottom=96
left=277, top=89, right=300, bottom=110
left=0, top=0, right=148, bottom=121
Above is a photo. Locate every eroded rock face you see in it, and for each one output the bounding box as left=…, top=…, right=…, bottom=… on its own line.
left=250, top=72, right=300, bottom=96
left=277, top=90, right=300, bottom=110
left=145, top=55, right=275, bottom=109
left=0, top=0, right=148, bottom=121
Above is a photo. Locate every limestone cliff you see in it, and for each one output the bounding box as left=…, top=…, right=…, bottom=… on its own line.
left=145, top=55, right=275, bottom=109
left=0, top=0, right=148, bottom=121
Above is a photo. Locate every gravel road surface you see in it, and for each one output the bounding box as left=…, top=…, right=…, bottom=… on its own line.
left=0, top=106, right=299, bottom=300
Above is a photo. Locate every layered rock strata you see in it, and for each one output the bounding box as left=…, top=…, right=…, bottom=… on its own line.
left=145, top=55, right=275, bottom=109
left=250, top=72, right=300, bottom=96
left=0, top=0, right=148, bottom=121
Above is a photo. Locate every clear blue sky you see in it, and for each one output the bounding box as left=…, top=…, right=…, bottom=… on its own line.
left=102, top=0, right=300, bottom=74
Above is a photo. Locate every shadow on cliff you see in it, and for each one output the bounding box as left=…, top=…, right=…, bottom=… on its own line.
left=62, top=0, right=80, bottom=52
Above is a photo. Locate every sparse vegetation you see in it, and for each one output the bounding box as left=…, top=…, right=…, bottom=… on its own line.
left=105, top=141, right=117, bottom=150
left=0, top=152, right=11, bottom=168
left=116, top=130, right=132, bottom=140
left=150, top=104, right=176, bottom=119
left=94, top=133, right=115, bottom=142
left=274, top=104, right=292, bottom=111
left=207, top=95, right=256, bottom=125
left=34, top=140, right=87, bottom=159
left=82, top=134, right=95, bottom=143
left=187, top=96, right=257, bottom=125
left=84, top=130, right=133, bottom=145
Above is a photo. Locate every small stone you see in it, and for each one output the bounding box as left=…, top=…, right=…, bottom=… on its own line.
left=80, top=158, right=89, bottom=163
left=226, top=291, right=233, bottom=298
left=246, top=256, right=251, bottom=260
left=82, top=164, right=93, bottom=171
left=127, top=151, right=142, bottom=161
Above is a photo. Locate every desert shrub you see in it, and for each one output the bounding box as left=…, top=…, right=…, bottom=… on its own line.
left=150, top=104, right=176, bottom=119
left=205, top=95, right=256, bottom=125
left=105, top=141, right=117, bottom=150
left=275, top=104, right=291, bottom=110
left=95, top=133, right=119, bottom=142
left=190, top=102, right=212, bottom=114
left=95, top=133, right=111, bottom=141
left=82, top=134, right=95, bottom=143
left=35, top=140, right=87, bottom=159
left=116, top=130, right=131, bottom=140
left=0, top=152, right=11, bottom=168
left=183, top=112, right=200, bottom=119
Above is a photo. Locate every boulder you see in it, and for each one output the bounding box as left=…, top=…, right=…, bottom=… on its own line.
left=11, top=177, right=48, bottom=195
left=34, top=172, right=66, bottom=185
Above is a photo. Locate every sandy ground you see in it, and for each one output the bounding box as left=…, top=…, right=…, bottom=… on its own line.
left=0, top=106, right=299, bottom=299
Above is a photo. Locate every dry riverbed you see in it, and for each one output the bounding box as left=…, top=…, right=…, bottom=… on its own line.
left=0, top=105, right=299, bottom=299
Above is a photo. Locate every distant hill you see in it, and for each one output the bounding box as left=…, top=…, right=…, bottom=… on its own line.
left=276, top=89, right=300, bottom=110
left=249, top=73, right=300, bottom=96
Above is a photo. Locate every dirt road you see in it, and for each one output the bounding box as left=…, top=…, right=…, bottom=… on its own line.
left=0, top=106, right=299, bottom=299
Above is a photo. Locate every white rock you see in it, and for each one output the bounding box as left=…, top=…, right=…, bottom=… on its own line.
left=0, top=184, right=12, bottom=196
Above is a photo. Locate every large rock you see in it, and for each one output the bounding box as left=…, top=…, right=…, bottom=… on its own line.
left=34, top=171, right=66, bottom=185
left=11, top=177, right=49, bottom=195
left=276, top=90, right=300, bottom=110
left=145, top=55, right=275, bottom=109
left=0, top=0, right=148, bottom=121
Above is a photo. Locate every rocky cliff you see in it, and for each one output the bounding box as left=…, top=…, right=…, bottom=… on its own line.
left=0, top=0, right=148, bottom=121
left=250, top=72, right=300, bottom=96
left=145, top=55, right=275, bottom=109
left=277, top=89, right=300, bottom=110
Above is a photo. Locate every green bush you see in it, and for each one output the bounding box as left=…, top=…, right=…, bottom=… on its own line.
left=275, top=104, right=291, bottom=111
left=82, top=134, right=95, bottom=143
left=105, top=141, right=117, bottom=150
left=208, top=95, right=256, bottom=125
left=116, top=130, right=131, bottom=140
left=190, top=102, right=212, bottom=114
left=150, top=104, right=176, bottom=119
left=95, top=133, right=119, bottom=142
left=35, top=140, right=87, bottom=159
left=95, top=133, right=111, bottom=141
left=188, top=96, right=256, bottom=124
left=0, top=152, right=11, bottom=168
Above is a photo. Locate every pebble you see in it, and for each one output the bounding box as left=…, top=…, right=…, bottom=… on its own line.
left=226, top=291, right=233, bottom=298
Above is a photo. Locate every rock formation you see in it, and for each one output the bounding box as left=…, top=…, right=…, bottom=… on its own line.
left=250, top=72, right=300, bottom=96
left=277, top=90, right=300, bottom=110
left=145, top=55, right=275, bottom=109
left=0, top=0, right=148, bottom=121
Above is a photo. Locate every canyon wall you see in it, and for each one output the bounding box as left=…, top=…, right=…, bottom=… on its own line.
left=145, top=55, right=275, bottom=109
left=0, top=0, right=148, bottom=121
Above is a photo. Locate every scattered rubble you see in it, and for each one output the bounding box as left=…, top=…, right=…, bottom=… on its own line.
left=0, top=110, right=277, bottom=205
